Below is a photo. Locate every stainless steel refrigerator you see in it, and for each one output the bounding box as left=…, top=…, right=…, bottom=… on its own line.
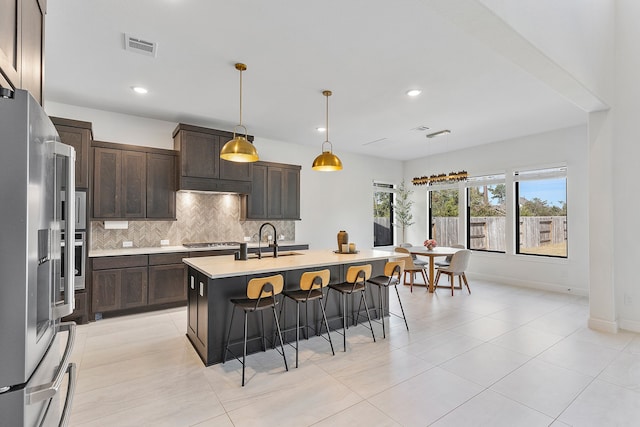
left=0, top=89, right=77, bottom=426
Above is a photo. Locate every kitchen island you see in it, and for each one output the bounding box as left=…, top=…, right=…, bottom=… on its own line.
left=183, top=249, right=395, bottom=365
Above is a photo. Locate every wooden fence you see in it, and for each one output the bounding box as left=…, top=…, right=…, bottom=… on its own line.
left=431, top=216, right=566, bottom=251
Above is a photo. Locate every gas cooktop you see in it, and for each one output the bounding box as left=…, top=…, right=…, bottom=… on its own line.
left=182, top=242, right=241, bottom=249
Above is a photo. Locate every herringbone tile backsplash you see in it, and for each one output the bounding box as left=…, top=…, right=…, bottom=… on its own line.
left=90, top=192, right=295, bottom=250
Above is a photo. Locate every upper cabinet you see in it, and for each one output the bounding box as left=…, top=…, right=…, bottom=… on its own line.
left=0, top=0, right=45, bottom=104
left=51, top=117, right=92, bottom=189
left=92, top=141, right=177, bottom=220
left=173, top=124, right=253, bottom=193
left=243, top=161, right=301, bottom=220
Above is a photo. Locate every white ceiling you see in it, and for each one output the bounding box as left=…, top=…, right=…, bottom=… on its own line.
left=43, top=0, right=587, bottom=161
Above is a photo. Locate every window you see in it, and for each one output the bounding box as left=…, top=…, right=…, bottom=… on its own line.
left=515, top=167, right=567, bottom=258
left=429, top=186, right=459, bottom=246
left=466, top=175, right=506, bottom=252
left=373, top=182, right=394, bottom=246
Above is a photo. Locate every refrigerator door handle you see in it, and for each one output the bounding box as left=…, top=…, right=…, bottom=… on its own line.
left=25, top=322, right=76, bottom=405
left=58, top=362, right=77, bottom=427
left=53, top=141, right=76, bottom=319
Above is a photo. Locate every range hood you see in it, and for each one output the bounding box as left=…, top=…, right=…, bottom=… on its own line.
left=178, top=176, right=251, bottom=194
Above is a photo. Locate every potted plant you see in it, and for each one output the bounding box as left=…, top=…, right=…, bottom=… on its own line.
left=392, top=181, right=415, bottom=244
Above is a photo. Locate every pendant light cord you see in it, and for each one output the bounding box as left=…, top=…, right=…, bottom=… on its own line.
left=239, top=68, right=243, bottom=127
left=325, top=92, right=329, bottom=142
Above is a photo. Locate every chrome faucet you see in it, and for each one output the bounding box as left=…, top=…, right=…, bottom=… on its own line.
left=258, top=222, right=278, bottom=259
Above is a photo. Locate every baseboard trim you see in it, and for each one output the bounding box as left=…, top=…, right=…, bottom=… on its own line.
left=588, top=317, right=619, bottom=333
left=618, top=318, right=640, bottom=333
left=469, top=272, right=589, bottom=296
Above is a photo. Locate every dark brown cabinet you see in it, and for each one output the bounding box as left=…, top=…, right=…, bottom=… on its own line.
left=173, top=124, right=252, bottom=193
left=91, top=253, right=188, bottom=318
left=92, top=141, right=177, bottom=220
left=148, top=253, right=187, bottom=305
left=243, top=161, right=301, bottom=220
left=0, top=0, right=20, bottom=90
left=146, top=153, right=176, bottom=219
left=91, top=256, right=149, bottom=313
left=187, top=267, right=209, bottom=356
left=51, top=118, right=92, bottom=189
left=93, top=146, right=146, bottom=218
left=0, top=0, right=44, bottom=104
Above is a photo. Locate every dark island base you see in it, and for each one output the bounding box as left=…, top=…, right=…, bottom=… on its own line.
left=186, top=260, right=387, bottom=366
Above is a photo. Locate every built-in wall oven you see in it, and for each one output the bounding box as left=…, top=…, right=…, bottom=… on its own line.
left=61, top=231, right=86, bottom=290
left=61, top=190, right=86, bottom=290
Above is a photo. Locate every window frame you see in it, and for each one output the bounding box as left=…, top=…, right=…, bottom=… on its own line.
left=465, top=174, right=506, bottom=253
left=428, top=182, right=460, bottom=246
left=513, top=167, right=568, bottom=259
left=373, top=181, right=395, bottom=247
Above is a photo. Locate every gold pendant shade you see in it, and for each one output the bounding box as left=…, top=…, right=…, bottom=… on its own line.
left=220, top=63, right=259, bottom=162
left=312, top=90, right=343, bottom=171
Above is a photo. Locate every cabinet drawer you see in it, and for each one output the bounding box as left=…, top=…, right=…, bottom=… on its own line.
left=92, top=255, right=148, bottom=270
left=149, top=252, right=188, bottom=265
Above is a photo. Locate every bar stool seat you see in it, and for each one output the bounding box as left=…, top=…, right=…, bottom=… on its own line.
left=223, top=274, right=288, bottom=386
left=367, top=260, right=409, bottom=338
left=281, top=269, right=335, bottom=368
left=328, top=264, right=376, bottom=351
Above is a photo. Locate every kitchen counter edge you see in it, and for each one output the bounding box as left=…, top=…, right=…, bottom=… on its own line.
left=183, top=248, right=395, bottom=279
left=88, top=241, right=308, bottom=258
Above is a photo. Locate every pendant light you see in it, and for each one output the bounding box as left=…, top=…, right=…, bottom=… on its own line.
left=312, top=90, right=343, bottom=171
left=220, top=63, right=259, bottom=162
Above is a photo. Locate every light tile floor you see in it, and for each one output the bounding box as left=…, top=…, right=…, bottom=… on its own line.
left=68, top=279, right=640, bottom=426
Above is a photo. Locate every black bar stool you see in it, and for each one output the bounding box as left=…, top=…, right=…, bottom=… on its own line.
left=367, top=260, right=409, bottom=338
left=223, top=274, right=288, bottom=386
left=328, top=264, right=376, bottom=351
left=281, top=269, right=335, bottom=368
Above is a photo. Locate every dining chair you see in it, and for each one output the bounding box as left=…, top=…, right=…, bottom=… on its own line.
left=434, top=244, right=466, bottom=268
left=394, top=247, right=428, bottom=292
left=400, top=242, right=428, bottom=267
left=434, top=249, right=472, bottom=296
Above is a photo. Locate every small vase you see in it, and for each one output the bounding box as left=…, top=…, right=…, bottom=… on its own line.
left=337, top=230, right=348, bottom=252
left=427, top=244, right=434, bottom=250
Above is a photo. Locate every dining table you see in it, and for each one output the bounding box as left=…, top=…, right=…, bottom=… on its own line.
left=407, top=246, right=463, bottom=292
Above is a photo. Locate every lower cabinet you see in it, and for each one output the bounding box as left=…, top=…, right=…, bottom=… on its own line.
left=92, top=260, right=148, bottom=313
left=148, top=263, right=187, bottom=305
left=187, top=268, right=208, bottom=352
left=91, top=253, right=187, bottom=317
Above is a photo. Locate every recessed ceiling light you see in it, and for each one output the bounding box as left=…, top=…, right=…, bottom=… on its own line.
left=131, top=86, right=148, bottom=94
left=316, top=127, right=326, bottom=132
left=406, top=89, right=422, bottom=97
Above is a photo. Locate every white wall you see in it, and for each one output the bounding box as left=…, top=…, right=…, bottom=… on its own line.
left=613, top=0, right=640, bottom=331
left=44, top=102, right=405, bottom=251
left=404, top=125, right=589, bottom=295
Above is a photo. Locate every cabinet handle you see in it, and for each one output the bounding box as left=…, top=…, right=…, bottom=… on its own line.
left=199, top=282, right=204, bottom=297
left=190, top=276, right=195, bottom=289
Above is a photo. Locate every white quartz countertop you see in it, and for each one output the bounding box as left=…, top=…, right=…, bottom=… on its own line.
left=183, top=248, right=395, bottom=279
left=89, top=241, right=307, bottom=258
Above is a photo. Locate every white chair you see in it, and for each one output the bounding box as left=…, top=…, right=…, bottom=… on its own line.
left=434, top=244, right=466, bottom=268
left=434, top=249, right=472, bottom=296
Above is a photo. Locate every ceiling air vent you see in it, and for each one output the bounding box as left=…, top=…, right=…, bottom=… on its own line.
left=124, top=34, right=158, bottom=57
